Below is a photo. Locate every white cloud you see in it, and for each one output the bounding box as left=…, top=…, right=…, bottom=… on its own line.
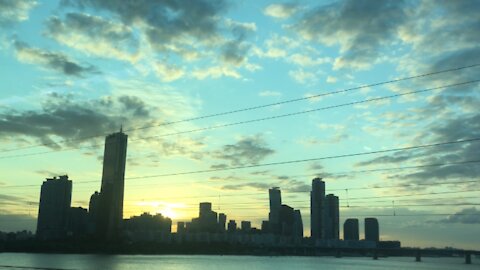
left=0, top=0, right=37, bottom=26
left=259, top=91, right=282, bottom=97
left=192, top=66, right=241, bottom=80
left=154, top=62, right=185, bottom=82
left=264, top=3, right=299, bottom=19
left=289, top=53, right=331, bottom=67
left=289, top=69, right=315, bottom=84
left=326, top=76, right=338, bottom=83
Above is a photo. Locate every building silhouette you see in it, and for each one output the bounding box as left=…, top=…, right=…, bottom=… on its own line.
left=67, top=206, right=89, bottom=238
left=365, top=217, right=379, bottom=242
left=94, top=129, right=128, bottom=240
left=218, top=213, right=227, bottom=232
left=241, top=221, right=251, bottom=232
left=310, top=177, right=325, bottom=240
left=325, top=194, right=339, bottom=240
left=293, top=209, right=303, bottom=238
left=36, top=175, right=72, bottom=240
left=227, top=220, right=237, bottom=232
left=344, top=218, right=359, bottom=241
left=268, top=187, right=281, bottom=233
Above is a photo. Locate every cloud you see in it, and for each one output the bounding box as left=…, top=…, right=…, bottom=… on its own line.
left=259, top=91, right=282, bottom=97
left=221, top=182, right=272, bottom=191
left=0, top=0, right=37, bottom=26
left=192, top=66, right=241, bottom=79
left=293, top=0, right=407, bottom=70
left=264, top=3, right=299, bottom=19
left=357, top=112, right=480, bottom=183
left=212, top=135, right=275, bottom=166
left=326, top=76, right=338, bottom=83
left=45, top=12, right=139, bottom=62
left=13, top=41, right=96, bottom=77
left=0, top=93, right=130, bottom=148
left=288, top=53, right=331, bottom=67
left=289, top=69, right=315, bottom=84
left=437, top=208, right=480, bottom=224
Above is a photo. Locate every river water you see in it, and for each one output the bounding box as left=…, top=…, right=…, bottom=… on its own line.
left=0, top=253, right=476, bottom=270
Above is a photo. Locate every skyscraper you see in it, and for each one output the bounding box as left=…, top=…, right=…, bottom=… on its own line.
left=268, top=187, right=282, bottom=233
left=344, top=218, right=359, bottom=241
left=36, top=175, right=72, bottom=240
left=325, top=194, right=339, bottom=240
left=310, top=178, right=325, bottom=240
left=96, top=129, right=128, bottom=240
left=365, top=217, right=379, bottom=242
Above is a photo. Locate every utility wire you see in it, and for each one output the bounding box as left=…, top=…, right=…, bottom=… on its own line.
left=2, top=63, right=479, bottom=154
left=1, top=79, right=477, bottom=160
left=125, top=137, right=480, bottom=180
left=3, top=159, right=480, bottom=190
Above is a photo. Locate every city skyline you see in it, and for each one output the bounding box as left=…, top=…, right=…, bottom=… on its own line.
left=1, top=0, right=480, bottom=250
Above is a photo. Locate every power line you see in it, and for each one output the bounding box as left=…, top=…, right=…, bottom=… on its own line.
left=2, top=79, right=478, bottom=160
left=2, top=63, right=479, bottom=154
left=3, top=159, right=480, bottom=190
left=125, top=137, right=480, bottom=180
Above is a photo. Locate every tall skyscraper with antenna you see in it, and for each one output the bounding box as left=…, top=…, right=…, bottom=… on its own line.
left=95, top=128, right=128, bottom=240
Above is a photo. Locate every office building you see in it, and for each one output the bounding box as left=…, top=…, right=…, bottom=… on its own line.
left=325, top=194, right=339, bottom=240
left=344, top=218, right=359, bottom=241
left=96, top=129, right=128, bottom=240
left=36, top=175, right=72, bottom=240
left=268, top=187, right=282, bottom=233
left=365, top=217, right=379, bottom=242
left=310, top=178, right=325, bottom=240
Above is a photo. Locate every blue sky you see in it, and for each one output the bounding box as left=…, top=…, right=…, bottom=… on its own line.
left=1, top=0, right=480, bottom=249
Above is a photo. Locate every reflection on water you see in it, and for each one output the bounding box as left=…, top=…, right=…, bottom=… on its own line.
left=0, top=253, right=474, bottom=270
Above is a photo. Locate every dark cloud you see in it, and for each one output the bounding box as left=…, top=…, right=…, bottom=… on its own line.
left=118, top=96, right=149, bottom=117
left=437, top=208, right=480, bottom=224
left=45, top=12, right=138, bottom=61
left=220, top=21, right=256, bottom=65
left=212, top=135, right=275, bottom=166
left=221, top=182, right=272, bottom=191
left=356, top=152, right=414, bottom=167
left=294, top=0, right=407, bottom=69
left=0, top=0, right=37, bottom=26
left=0, top=92, right=153, bottom=149
left=13, top=41, right=97, bottom=77
left=358, top=113, right=480, bottom=183
left=62, top=0, right=226, bottom=50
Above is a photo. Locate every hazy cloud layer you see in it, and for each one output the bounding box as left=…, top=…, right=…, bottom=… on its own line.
left=0, top=0, right=37, bottom=26
left=14, top=41, right=96, bottom=77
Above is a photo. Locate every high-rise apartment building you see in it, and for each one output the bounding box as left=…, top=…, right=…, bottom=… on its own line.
left=343, top=218, right=359, bottom=241
left=36, top=175, right=72, bottom=240
left=365, top=217, right=379, bottom=242
left=310, top=178, right=325, bottom=240
left=325, top=194, right=339, bottom=240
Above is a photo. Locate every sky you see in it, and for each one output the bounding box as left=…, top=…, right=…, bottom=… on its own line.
left=0, top=0, right=479, bottom=249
